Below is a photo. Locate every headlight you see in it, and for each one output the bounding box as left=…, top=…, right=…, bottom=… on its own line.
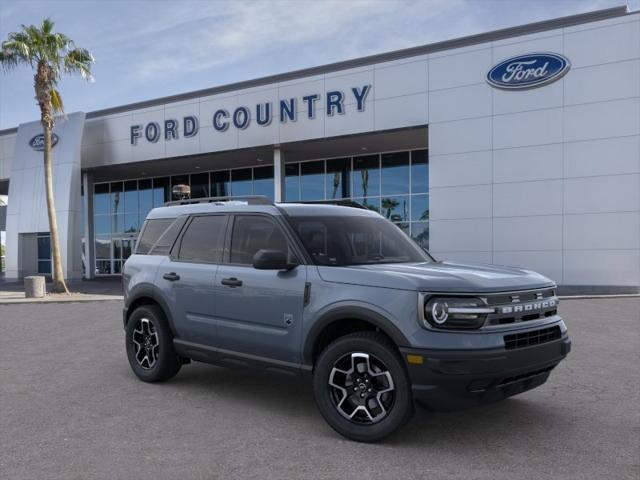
left=423, top=297, right=494, bottom=330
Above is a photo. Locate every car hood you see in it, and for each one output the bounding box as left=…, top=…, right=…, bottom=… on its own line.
left=316, top=261, right=555, bottom=293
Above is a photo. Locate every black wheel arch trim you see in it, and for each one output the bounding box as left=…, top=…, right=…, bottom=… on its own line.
left=124, top=283, right=178, bottom=337
left=303, top=305, right=410, bottom=366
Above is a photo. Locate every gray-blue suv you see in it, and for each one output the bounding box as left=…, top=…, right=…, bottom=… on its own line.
left=123, top=196, right=571, bottom=442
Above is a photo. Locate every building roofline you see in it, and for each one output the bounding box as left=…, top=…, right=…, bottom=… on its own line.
left=0, top=5, right=632, bottom=136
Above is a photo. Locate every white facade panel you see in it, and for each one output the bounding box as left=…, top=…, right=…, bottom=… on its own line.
left=493, top=215, right=563, bottom=251
left=429, top=150, right=492, bottom=188
left=436, top=251, right=493, bottom=264
left=564, top=20, right=640, bottom=68
left=563, top=250, right=640, bottom=286
left=563, top=98, right=640, bottom=143
left=564, top=60, right=640, bottom=106
left=325, top=102, right=374, bottom=138
left=374, top=60, right=428, bottom=100
left=563, top=174, right=640, bottom=214
left=492, top=34, right=563, bottom=62
left=428, top=48, right=492, bottom=91
left=429, top=116, right=491, bottom=155
left=564, top=212, right=640, bottom=250
left=373, top=93, right=428, bottom=131
left=493, top=108, right=563, bottom=149
left=492, top=80, right=564, bottom=115
left=493, top=143, right=563, bottom=183
left=493, top=180, right=563, bottom=217
left=429, top=184, right=492, bottom=220
left=564, top=135, right=640, bottom=178
left=429, top=83, right=492, bottom=123
left=429, top=218, right=492, bottom=252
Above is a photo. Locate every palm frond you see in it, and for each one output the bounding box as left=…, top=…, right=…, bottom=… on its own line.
left=50, top=88, right=64, bottom=114
left=64, top=47, right=94, bottom=81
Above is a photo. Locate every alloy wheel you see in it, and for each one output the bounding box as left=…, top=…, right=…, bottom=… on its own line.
left=328, top=352, right=395, bottom=424
left=131, top=318, right=160, bottom=369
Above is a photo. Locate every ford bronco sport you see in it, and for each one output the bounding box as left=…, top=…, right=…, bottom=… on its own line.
left=123, top=196, right=571, bottom=442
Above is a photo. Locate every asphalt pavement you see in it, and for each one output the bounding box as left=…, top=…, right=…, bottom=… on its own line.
left=0, top=297, right=638, bottom=480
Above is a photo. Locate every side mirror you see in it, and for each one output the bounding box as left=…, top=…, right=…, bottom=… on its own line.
left=252, top=249, right=296, bottom=270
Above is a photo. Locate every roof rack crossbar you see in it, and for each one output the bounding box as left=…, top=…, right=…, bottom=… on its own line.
left=164, top=195, right=274, bottom=206
left=289, top=200, right=368, bottom=210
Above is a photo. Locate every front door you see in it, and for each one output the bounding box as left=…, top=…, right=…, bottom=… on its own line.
left=155, top=214, right=228, bottom=346
left=214, top=214, right=307, bottom=365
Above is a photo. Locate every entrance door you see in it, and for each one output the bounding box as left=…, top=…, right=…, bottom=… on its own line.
left=214, top=214, right=307, bottom=364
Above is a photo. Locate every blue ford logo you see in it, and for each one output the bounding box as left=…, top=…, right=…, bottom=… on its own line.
left=29, top=133, right=59, bottom=151
left=487, top=53, right=570, bottom=90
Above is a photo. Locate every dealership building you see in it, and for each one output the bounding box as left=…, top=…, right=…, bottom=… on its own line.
left=0, top=6, right=638, bottom=292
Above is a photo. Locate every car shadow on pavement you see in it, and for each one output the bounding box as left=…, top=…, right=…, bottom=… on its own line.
left=140, top=361, right=566, bottom=445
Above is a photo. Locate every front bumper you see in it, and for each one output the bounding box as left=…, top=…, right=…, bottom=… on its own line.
left=400, top=332, right=571, bottom=411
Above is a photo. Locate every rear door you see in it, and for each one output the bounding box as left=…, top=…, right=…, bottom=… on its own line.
left=214, top=214, right=307, bottom=365
left=155, top=214, right=228, bottom=346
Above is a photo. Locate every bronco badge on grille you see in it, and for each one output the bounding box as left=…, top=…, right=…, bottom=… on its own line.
left=500, top=298, right=557, bottom=315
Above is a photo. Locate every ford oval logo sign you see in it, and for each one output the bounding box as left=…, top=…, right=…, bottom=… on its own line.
left=29, top=133, right=59, bottom=151
left=487, top=53, right=570, bottom=90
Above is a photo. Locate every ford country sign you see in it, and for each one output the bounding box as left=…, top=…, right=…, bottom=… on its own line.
left=487, top=53, right=570, bottom=90
left=29, top=133, right=59, bottom=151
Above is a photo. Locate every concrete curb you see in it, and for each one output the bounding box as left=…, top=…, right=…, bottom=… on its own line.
left=0, top=295, right=123, bottom=304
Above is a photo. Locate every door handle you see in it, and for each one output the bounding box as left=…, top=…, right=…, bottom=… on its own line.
left=221, top=277, right=243, bottom=287
left=162, top=272, right=180, bottom=282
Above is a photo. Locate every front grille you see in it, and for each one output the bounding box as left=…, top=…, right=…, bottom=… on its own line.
left=484, top=288, right=558, bottom=326
left=504, top=326, right=561, bottom=350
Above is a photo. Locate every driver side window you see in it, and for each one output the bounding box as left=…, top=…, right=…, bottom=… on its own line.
left=229, top=215, right=293, bottom=265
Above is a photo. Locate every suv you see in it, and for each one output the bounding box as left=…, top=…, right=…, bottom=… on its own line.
left=123, top=196, right=571, bottom=442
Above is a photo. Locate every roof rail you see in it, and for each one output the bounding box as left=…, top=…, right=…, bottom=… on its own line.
left=164, top=195, right=274, bottom=206
left=291, top=199, right=368, bottom=210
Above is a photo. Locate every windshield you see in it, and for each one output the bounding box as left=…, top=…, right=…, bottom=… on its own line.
left=287, top=215, right=432, bottom=266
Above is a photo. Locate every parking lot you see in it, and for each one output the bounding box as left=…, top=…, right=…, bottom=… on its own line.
left=0, top=297, right=638, bottom=480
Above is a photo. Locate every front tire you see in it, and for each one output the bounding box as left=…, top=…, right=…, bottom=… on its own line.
left=125, top=305, right=181, bottom=382
left=313, top=332, right=414, bottom=442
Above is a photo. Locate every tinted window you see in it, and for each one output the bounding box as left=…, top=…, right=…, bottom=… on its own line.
left=150, top=217, right=187, bottom=255
left=178, top=215, right=227, bottom=263
left=229, top=215, right=290, bottom=265
left=136, top=218, right=174, bottom=254
left=288, top=215, right=431, bottom=266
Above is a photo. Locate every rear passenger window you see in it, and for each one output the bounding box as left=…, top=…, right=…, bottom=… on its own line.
left=136, top=218, right=174, bottom=254
left=177, top=215, right=227, bottom=263
left=150, top=217, right=187, bottom=255
left=229, top=215, right=291, bottom=265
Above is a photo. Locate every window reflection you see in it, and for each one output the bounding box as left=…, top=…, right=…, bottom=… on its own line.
left=301, top=161, right=325, bottom=201
left=381, top=152, right=409, bottom=195
left=381, top=196, right=409, bottom=222
left=326, top=158, right=350, bottom=199
left=285, top=163, right=300, bottom=201
left=353, top=155, right=380, bottom=198
left=231, top=168, right=252, bottom=196
left=411, top=149, right=428, bottom=193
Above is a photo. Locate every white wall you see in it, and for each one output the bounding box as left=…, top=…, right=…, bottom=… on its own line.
left=428, top=13, right=640, bottom=289
left=0, top=132, right=15, bottom=181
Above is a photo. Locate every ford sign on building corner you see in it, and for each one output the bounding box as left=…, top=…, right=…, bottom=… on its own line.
left=29, top=133, right=60, bottom=151
left=486, top=53, right=571, bottom=90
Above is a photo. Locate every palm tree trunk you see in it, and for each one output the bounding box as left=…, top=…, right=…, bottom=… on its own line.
left=43, top=123, right=69, bottom=293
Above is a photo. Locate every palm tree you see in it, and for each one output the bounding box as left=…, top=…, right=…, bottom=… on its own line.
left=0, top=19, right=94, bottom=293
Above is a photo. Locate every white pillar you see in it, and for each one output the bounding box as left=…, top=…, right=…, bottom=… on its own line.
left=273, top=146, right=285, bottom=203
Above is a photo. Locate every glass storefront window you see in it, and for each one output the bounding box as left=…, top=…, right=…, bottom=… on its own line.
left=411, top=194, right=429, bottom=221
left=326, top=158, right=351, bottom=199
left=285, top=163, right=300, bottom=201
left=94, top=183, right=110, bottom=215
left=411, top=222, right=429, bottom=250
left=381, top=195, right=409, bottom=222
left=381, top=152, right=410, bottom=195
left=231, top=168, right=252, bottom=196
left=411, top=149, right=429, bottom=193
left=153, top=177, right=170, bottom=207
left=211, top=171, right=230, bottom=197
left=301, top=161, right=325, bottom=201
left=190, top=172, right=209, bottom=198
left=253, top=166, right=274, bottom=199
left=353, top=155, right=380, bottom=198
left=90, top=148, right=429, bottom=274
left=171, top=175, right=189, bottom=200
left=138, top=179, right=153, bottom=220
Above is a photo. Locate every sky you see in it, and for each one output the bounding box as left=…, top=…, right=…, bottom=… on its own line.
left=0, top=0, right=636, bottom=130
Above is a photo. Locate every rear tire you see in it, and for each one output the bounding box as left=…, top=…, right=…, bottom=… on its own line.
left=125, top=305, right=181, bottom=382
left=313, top=331, right=414, bottom=442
